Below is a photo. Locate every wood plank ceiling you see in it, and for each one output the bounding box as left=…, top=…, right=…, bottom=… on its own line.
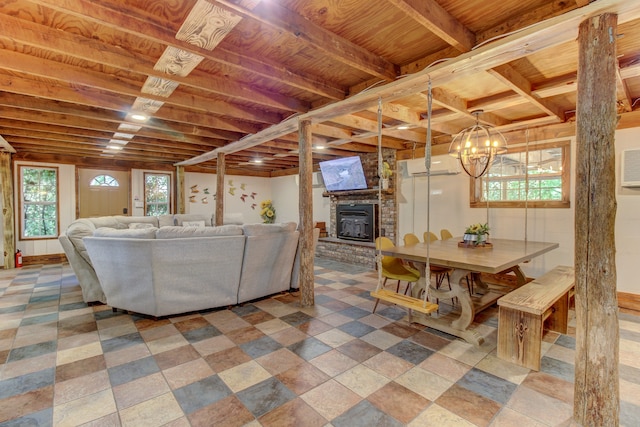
left=2, top=0, right=640, bottom=176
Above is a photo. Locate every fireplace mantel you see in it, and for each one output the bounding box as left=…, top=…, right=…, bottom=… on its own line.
left=322, top=188, right=392, bottom=198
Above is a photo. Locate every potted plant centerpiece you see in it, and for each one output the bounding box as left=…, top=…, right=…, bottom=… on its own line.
left=463, top=223, right=490, bottom=245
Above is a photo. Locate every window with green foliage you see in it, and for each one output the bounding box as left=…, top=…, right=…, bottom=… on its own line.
left=471, top=141, right=570, bottom=208
left=144, top=173, right=171, bottom=216
left=20, top=166, right=59, bottom=239
left=90, top=174, right=119, bottom=187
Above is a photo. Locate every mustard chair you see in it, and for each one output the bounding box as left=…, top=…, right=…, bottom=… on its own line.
left=373, top=237, right=420, bottom=313
left=403, top=233, right=420, bottom=246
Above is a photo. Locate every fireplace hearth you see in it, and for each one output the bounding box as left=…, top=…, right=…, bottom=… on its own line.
left=336, top=203, right=378, bottom=242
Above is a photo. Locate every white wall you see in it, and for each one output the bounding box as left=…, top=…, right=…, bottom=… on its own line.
left=614, top=128, right=640, bottom=293
left=272, top=173, right=330, bottom=225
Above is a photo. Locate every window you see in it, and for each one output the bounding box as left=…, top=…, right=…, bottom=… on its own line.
left=470, top=141, right=570, bottom=208
left=20, top=166, right=59, bottom=239
left=90, top=174, right=119, bottom=187
left=144, top=173, right=171, bottom=216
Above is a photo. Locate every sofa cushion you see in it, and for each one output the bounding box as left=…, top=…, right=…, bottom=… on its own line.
left=93, top=227, right=157, bottom=239
left=173, top=214, right=212, bottom=226
left=88, top=216, right=125, bottom=229
left=242, top=222, right=297, bottom=236
left=156, top=225, right=243, bottom=239
left=158, top=215, right=175, bottom=227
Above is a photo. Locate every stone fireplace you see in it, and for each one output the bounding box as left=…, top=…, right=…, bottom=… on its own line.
left=315, top=149, right=397, bottom=269
left=336, top=203, right=378, bottom=242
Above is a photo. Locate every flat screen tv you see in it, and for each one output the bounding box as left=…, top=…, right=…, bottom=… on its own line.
left=319, top=156, right=368, bottom=191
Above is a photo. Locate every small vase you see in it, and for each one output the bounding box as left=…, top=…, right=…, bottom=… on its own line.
left=463, top=233, right=477, bottom=243
left=381, top=178, right=389, bottom=190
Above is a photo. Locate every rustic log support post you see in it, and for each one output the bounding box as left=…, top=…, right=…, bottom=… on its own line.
left=574, top=13, right=619, bottom=426
left=176, top=166, right=185, bottom=214
left=299, top=119, right=314, bottom=307
left=1, top=152, right=15, bottom=268
left=215, top=152, right=225, bottom=226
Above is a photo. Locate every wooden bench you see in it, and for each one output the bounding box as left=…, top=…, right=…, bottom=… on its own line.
left=497, top=265, right=575, bottom=370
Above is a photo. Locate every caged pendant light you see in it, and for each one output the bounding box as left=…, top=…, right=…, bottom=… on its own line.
left=448, top=110, right=507, bottom=178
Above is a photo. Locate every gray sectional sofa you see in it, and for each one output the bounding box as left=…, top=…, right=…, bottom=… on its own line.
left=59, top=213, right=316, bottom=317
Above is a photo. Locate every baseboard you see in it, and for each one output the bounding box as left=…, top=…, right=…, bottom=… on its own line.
left=23, top=253, right=68, bottom=266
left=618, top=292, right=640, bottom=313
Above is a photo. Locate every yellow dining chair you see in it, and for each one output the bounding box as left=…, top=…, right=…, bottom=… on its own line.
left=403, top=233, right=420, bottom=246
left=423, top=231, right=439, bottom=244
left=373, top=237, right=420, bottom=313
left=440, top=229, right=453, bottom=241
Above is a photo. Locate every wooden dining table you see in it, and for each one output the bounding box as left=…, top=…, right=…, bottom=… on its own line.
left=379, top=237, right=559, bottom=346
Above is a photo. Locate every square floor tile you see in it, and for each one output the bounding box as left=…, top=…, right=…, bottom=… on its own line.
left=236, top=377, right=296, bottom=418
left=173, top=374, right=232, bottom=414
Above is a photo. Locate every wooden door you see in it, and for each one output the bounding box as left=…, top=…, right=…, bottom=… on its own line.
left=78, top=169, right=130, bottom=218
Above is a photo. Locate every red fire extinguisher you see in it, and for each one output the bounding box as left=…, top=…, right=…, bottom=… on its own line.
left=15, top=250, right=22, bottom=268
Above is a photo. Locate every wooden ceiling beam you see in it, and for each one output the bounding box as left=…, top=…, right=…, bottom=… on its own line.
left=178, top=0, right=640, bottom=165
left=29, top=0, right=346, bottom=100
left=216, top=0, right=398, bottom=80
left=0, top=14, right=307, bottom=114
left=0, top=74, right=269, bottom=137
left=0, top=94, right=242, bottom=143
left=616, top=60, right=633, bottom=112
left=487, top=64, right=564, bottom=120
left=0, top=50, right=282, bottom=125
left=386, top=0, right=475, bottom=52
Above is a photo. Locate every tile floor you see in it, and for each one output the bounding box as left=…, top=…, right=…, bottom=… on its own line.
left=0, top=259, right=638, bottom=426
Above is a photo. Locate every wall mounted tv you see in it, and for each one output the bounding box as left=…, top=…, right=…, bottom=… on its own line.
left=319, top=156, right=368, bottom=192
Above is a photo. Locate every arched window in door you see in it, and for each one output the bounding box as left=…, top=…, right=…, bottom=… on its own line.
left=90, top=175, right=120, bottom=187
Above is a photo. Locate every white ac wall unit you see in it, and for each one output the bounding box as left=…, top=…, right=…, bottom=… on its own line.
left=313, top=171, right=324, bottom=187
left=621, top=149, right=640, bottom=187
left=295, top=172, right=324, bottom=187
left=406, top=156, right=460, bottom=176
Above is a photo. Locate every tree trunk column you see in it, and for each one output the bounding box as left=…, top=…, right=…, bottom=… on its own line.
left=575, top=13, right=619, bottom=426
left=298, top=119, right=314, bottom=307
left=1, top=152, right=14, bottom=268
left=215, top=152, right=225, bottom=226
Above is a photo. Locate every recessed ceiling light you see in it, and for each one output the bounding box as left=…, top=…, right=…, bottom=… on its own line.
left=252, top=159, right=263, bottom=164
left=106, top=145, right=124, bottom=150
left=130, top=114, right=147, bottom=121
left=314, top=145, right=326, bottom=150
left=397, top=125, right=411, bottom=130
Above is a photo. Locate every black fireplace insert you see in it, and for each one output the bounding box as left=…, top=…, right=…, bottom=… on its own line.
left=336, top=203, right=378, bottom=242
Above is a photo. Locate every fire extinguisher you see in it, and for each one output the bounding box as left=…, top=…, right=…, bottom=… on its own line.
left=15, top=250, right=22, bottom=268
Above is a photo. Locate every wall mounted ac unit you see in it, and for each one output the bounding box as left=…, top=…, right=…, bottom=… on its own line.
left=295, top=172, right=324, bottom=187
left=406, top=156, right=460, bottom=176
left=621, top=149, right=640, bottom=187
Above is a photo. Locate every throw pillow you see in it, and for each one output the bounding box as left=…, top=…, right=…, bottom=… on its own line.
left=128, top=222, right=156, bottom=229
left=182, top=220, right=206, bottom=227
